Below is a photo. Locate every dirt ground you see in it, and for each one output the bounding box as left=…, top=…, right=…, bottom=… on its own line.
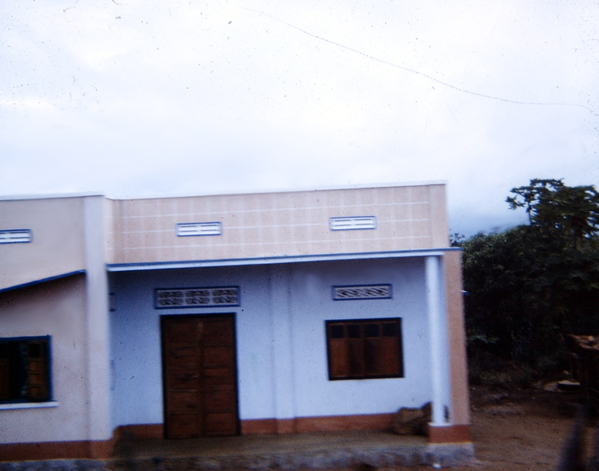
left=411, top=385, right=593, bottom=470
left=112, top=385, right=590, bottom=471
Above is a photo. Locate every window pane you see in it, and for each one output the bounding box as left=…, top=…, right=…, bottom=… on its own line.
left=27, top=340, right=49, bottom=400
left=0, top=337, right=50, bottom=403
left=28, top=343, right=42, bottom=358
left=347, top=324, right=360, bottom=339
left=0, top=359, right=9, bottom=400
left=383, top=322, right=398, bottom=337
left=364, top=323, right=380, bottom=338
left=326, top=319, right=403, bottom=380
left=381, top=337, right=401, bottom=375
left=10, top=343, right=27, bottom=400
left=330, top=325, right=345, bottom=339
left=364, top=339, right=379, bottom=374
left=348, top=339, right=363, bottom=375
left=328, top=339, right=349, bottom=378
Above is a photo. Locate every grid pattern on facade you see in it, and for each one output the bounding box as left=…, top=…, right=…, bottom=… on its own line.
left=104, top=185, right=447, bottom=264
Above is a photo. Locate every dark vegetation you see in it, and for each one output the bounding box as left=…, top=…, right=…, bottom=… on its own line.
left=457, top=179, right=599, bottom=387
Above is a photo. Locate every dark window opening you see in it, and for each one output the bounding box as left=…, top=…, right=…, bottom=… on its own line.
left=330, top=325, right=344, bottom=339
left=364, top=323, right=380, bottom=337
left=347, top=324, right=360, bottom=338
left=383, top=322, right=398, bottom=337
left=326, top=319, right=403, bottom=380
left=0, top=337, right=51, bottom=403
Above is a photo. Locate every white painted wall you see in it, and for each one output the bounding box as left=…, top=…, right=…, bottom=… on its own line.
left=287, top=259, right=432, bottom=418
left=109, top=265, right=276, bottom=429
left=109, top=258, right=433, bottom=430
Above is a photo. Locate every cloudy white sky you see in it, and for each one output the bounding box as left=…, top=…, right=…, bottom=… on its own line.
left=1, top=0, right=598, bottom=236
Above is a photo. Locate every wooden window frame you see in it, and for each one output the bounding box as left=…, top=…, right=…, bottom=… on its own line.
left=0, top=336, right=51, bottom=404
left=326, top=318, right=403, bottom=380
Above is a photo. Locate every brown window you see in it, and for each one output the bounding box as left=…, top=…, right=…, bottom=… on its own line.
left=326, top=319, right=403, bottom=380
left=0, top=337, right=51, bottom=403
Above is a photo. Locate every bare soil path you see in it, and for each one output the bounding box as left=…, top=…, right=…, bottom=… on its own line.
left=407, top=386, right=589, bottom=470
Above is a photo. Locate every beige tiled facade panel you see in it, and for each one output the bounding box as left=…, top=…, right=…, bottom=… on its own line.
left=0, top=198, right=85, bottom=290
left=105, top=184, right=449, bottom=265
left=0, top=275, right=90, bottom=443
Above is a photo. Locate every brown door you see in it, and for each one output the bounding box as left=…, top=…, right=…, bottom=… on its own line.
left=162, top=315, right=238, bottom=438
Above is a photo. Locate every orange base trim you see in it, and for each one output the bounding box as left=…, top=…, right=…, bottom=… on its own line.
left=276, top=418, right=297, bottom=434
left=427, top=424, right=471, bottom=443
left=295, top=413, right=393, bottom=433
left=0, top=438, right=115, bottom=462
left=241, top=413, right=394, bottom=435
left=240, top=418, right=277, bottom=434
left=114, top=423, right=164, bottom=440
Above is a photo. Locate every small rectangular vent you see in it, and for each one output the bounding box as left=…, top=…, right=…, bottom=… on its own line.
left=155, top=287, right=240, bottom=308
left=330, top=216, right=376, bottom=231
left=176, top=222, right=222, bottom=237
left=0, top=229, right=32, bottom=244
left=333, top=284, right=392, bottom=301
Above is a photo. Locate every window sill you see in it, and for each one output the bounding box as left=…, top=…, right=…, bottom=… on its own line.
left=0, top=401, right=58, bottom=411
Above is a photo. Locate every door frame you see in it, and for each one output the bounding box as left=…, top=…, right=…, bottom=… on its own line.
left=160, top=313, right=240, bottom=438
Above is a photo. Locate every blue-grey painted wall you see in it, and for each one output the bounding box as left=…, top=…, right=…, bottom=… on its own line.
left=108, top=258, right=432, bottom=430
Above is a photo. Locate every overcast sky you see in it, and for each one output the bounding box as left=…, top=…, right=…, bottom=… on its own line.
left=1, top=0, right=598, bottom=236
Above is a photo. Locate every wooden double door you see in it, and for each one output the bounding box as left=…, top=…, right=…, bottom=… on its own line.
left=161, top=315, right=238, bottom=438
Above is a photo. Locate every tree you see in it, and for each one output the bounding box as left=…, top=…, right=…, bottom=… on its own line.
left=463, top=228, right=549, bottom=368
left=507, top=180, right=599, bottom=332
left=463, top=179, right=599, bottom=384
left=506, top=179, right=599, bottom=249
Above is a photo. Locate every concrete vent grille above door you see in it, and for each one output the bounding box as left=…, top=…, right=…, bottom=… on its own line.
left=329, top=217, right=376, bottom=231
left=0, top=229, right=32, bottom=244
left=155, top=287, right=240, bottom=308
left=176, top=222, right=222, bottom=237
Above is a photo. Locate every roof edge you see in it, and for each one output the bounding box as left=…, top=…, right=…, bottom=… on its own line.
left=0, top=192, right=104, bottom=202
left=0, top=181, right=447, bottom=202
left=104, top=180, right=448, bottom=201
left=107, top=248, right=461, bottom=272
left=0, top=270, right=86, bottom=293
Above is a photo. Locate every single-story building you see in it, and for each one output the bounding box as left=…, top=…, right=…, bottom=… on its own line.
left=0, top=182, right=470, bottom=461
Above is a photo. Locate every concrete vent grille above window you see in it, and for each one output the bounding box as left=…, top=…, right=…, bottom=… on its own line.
left=333, top=284, right=392, bottom=301
left=176, top=222, right=222, bottom=237
left=329, top=216, right=376, bottom=231
left=0, top=229, right=32, bottom=244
